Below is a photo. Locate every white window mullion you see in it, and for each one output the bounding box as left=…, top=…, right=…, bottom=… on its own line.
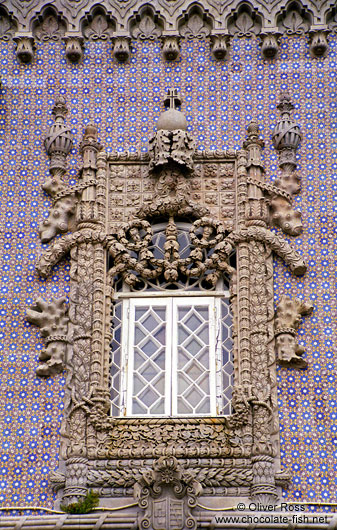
left=209, top=299, right=218, bottom=416
left=125, top=299, right=134, bottom=416
left=165, top=298, right=173, bottom=416
left=171, top=299, right=178, bottom=416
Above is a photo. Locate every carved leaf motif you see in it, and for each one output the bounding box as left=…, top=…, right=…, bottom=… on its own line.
left=180, top=14, right=210, bottom=39
left=235, top=12, right=254, bottom=36
left=283, top=10, right=307, bottom=35
left=134, top=15, right=162, bottom=39
left=0, top=15, right=12, bottom=40
left=85, top=14, right=112, bottom=40
left=35, top=14, right=65, bottom=41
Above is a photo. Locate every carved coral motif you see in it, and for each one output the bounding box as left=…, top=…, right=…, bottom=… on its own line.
left=271, top=92, right=303, bottom=236
left=275, top=296, right=313, bottom=368
left=40, top=97, right=76, bottom=243
left=27, top=297, right=69, bottom=376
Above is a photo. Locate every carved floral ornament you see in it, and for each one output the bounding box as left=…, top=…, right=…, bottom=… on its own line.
left=5, top=0, right=337, bottom=63
left=26, top=88, right=313, bottom=524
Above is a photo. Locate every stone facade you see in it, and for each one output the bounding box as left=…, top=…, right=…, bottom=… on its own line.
left=0, top=0, right=336, bottom=527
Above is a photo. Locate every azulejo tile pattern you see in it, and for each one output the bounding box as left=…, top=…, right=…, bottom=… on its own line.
left=0, top=35, right=336, bottom=510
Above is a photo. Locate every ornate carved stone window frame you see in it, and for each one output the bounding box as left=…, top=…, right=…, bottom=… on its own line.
left=29, top=92, right=310, bottom=519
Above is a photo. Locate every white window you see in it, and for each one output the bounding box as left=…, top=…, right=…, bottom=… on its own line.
left=121, top=296, right=220, bottom=416
left=110, top=223, right=233, bottom=418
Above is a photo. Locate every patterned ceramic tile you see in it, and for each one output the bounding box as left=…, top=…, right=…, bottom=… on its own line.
left=0, top=34, right=336, bottom=508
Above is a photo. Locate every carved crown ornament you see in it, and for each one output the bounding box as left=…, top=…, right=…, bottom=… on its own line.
left=27, top=89, right=312, bottom=523
left=3, top=0, right=337, bottom=64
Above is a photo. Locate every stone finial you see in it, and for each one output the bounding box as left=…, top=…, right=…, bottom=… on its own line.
left=275, top=296, right=313, bottom=368
left=149, top=89, right=194, bottom=173
left=44, top=96, right=73, bottom=174
left=272, top=91, right=301, bottom=172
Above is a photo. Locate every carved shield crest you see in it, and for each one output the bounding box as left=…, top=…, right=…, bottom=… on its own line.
left=153, top=498, right=184, bottom=530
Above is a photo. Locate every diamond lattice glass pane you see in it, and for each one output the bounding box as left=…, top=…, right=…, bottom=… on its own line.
left=131, top=304, right=167, bottom=415
left=110, top=300, right=123, bottom=415
left=176, top=304, right=211, bottom=414
left=220, top=299, right=233, bottom=415
left=151, top=398, right=165, bottom=414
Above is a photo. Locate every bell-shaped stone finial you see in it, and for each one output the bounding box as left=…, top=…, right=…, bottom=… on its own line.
left=44, top=96, right=73, bottom=174
left=156, top=89, right=187, bottom=131
left=272, top=91, right=301, bottom=171
left=149, top=89, right=194, bottom=173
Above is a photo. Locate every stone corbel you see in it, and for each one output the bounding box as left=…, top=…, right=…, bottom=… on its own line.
left=275, top=295, right=313, bottom=368
left=160, top=33, right=180, bottom=61
left=27, top=297, right=69, bottom=376
left=63, top=32, right=84, bottom=63
left=309, top=26, right=329, bottom=58
left=260, top=30, right=280, bottom=60
left=111, top=35, right=131, bottom=63
left=210, top=32, right=230, bottom=60
left=13, top=32, right=35, bottom=64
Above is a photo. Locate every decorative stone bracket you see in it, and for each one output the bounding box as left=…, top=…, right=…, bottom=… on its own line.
left=4, top=1, right=337, bottom=65
left=26, top=297, right=69, bottom=376
left=275, top=295, right=313, bottom=368
left=13, top=32, right=35, bottom=63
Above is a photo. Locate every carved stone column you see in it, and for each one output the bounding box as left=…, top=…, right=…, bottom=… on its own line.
left=244, top=120, right=268, bottom=227
left=78, top=123, right=101, bottom=227
left=249, top=240, right=278, bottom=503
